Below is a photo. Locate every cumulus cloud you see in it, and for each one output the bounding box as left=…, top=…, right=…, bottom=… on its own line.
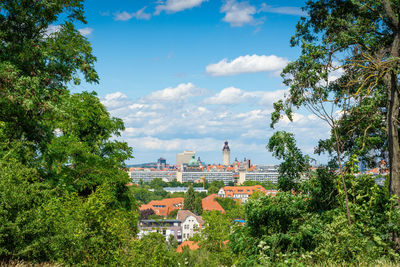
left=204, top=87, right=287, bottom=106
left=204, top=87, right=246, bottom=105
left=78, top=27, right=93, bottom=36
left=144, top=82, right=206, bottom=102
left=114, top=7, right=152, bottom=21
left=101, top=92, right=132, bottom=111
left=155, top=0, right=207, bottom=15
left=221, top=0, right=258, bottom=27
left=101, top=83, right=330, bottom=164
left=206, top=54, right=288, bottom=76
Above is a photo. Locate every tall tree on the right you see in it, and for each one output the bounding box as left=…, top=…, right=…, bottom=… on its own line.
left=271, top=1, right=400, bottom=204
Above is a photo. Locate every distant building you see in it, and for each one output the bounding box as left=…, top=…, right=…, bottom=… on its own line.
left=177, top=210, right=204, bottom=241
left=179, top=171, right=234, bottom=185
left=138, top=219, right=182, bottom=243
left=129, top=170, right=176, bottom=183
left=139, top=197, right=184, bottom=217
left=163, top=187, right=207, bottom=194
left=157, top=157, right=167, bottom=169
left=217, top=185, right=277, bottom=203
left=222, top=141, right=230, bottom=166
left=176, top=151, right=195, bottom=166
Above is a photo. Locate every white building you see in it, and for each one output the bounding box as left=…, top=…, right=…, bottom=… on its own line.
left=177, top=210, right=204, bottom=241
left=176, top=151, right=195, bottom=166
left=129, top=170, right=176, bottom=183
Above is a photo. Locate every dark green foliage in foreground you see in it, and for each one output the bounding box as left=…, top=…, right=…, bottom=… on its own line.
left=230, top=171, right=400, bottom=266
left=0, top=1, right=137, bottom=265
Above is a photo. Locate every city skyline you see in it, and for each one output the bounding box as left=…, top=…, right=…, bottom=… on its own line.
left=75, top=0, right=329, bottom=165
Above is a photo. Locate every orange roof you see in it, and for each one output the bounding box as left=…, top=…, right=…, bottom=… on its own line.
left=139, top=197, right=184, bottom=217
left=202, top=194, right=225, bottom=213
left=176, top=241, right=199, bottom=252
left=222, top=185, right=267, bottom=197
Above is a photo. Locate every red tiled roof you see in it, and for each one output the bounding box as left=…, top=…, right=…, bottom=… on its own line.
left=177, top=210, right=204, bottom=226
left=221, top=185, right=268, bottom=198
left=176, top=241, right=199, bottom=252
left=139, top=197, right=184, bottom=217
left=202, top=194, right=225, bottom=213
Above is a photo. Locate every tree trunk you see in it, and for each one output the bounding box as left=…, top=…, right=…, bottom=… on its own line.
left=387, top=32, right=400, bottom=205
left=387, top=70, right=400, bottom=205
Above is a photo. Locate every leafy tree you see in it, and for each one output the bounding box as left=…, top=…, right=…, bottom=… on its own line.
left=207, top=185, right=219, bottom=195
left=140, top=209, right=155, bottom=220
left=149, top=178, right=168, bottom=189
left=200, top=211, right=230, bottom=253
left=194, top=195, right=203, bottom=215
left=184, top=185, right=196, bottom=211
left=267, top=131, right=311, bottom=191
left=270, top=0, right=400, bottom=206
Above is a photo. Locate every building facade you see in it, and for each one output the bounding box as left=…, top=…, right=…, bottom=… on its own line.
left=138, top=219, right=183, bottom=243
left=176, top=151, right=195, bottom=166
left=177, top=210, right=204, bottom=241
left=179, top=171, right=234, bottom=185
left=129, top=170, right=176, bottom=183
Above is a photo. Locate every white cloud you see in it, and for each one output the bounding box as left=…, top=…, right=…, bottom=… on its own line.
left=204, top=87, right=287, bottom=106
left=221, top=0, right=258, bottom=27
left=78, top=27, right=93, bottom=36
left=155, top=0, right=207, bottom=15
left=259, top=4, right=307, bottom=16
left=204, top=87, right=246, bottom=105
left=206, top=54, right=288, bottom=76
left=114, top=7, right=152, bottom=21
left=101, top=84, right=330, bottom=164
left=144, top=83, right=206, bottom=102
left=44, top=25, right=62, bottom=37
left=101, top=92, right=130, bottom=110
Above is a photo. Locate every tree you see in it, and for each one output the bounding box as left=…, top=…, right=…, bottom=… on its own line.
left=184, top=185, right=196, bottom=211
left=267, top=131, right=311, bottom=191
left=271, top=0, right=400, bottom=204
left=194, top=195, right=203, bottom=215
left=0, top=1, right=138, bottom=264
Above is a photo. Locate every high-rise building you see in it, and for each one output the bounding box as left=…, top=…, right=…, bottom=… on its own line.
left=176, top=151, right=195, bottom=166
left=222, top=141, right=230, bottom=166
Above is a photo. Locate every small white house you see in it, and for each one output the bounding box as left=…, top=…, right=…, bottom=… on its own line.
left=177, top=210, right=204, bottom=241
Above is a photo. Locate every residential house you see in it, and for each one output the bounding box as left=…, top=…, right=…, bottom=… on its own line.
left=177, top=210, right=204, bottom=241
left=138, top=219, right=182, bottom=243
left=218, top=185, right=277, bottom=203
left=139, top=197, right=184, bottom=217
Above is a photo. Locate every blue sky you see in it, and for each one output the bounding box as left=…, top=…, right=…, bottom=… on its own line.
left=72, top=0, right=330, bottom=165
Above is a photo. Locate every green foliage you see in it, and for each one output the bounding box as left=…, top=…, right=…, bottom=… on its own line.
left=130, top=233, right=177, bottom=266
left=243, top=180, right=277, bottom=190
left=268, top=131, right=311, bottom=191
left=184, top=185, right=203, bottom=215
left=302, top=168, right=339, bottom=213
left=0, top=159, right=138, bottom=265
left=200, top=211, right=231, bottom=253
left=184, top=185, right=196, bottom=211
left=207, top=185, right=219, bottom=194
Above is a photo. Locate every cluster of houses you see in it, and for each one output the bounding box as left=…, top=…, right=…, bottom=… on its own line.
left=137, top=185, right=278, bottom=246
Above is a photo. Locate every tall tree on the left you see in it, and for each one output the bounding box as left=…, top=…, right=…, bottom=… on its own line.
left=0, top=1, right=138, bottom=265
left=0, top=0, right=133, bottom=200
